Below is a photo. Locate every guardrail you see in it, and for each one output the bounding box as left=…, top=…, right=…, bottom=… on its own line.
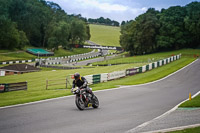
left=67, top=54, right=182, bottom=85
left=0, top=82, right=27, bottom=93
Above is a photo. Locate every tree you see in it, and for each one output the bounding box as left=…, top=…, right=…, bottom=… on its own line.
left=157, top=6, right=187, bottom=50
left=184, top=2, right=200, bottom=48
left=0, top=16, right=20, bottom=49
left=18, top=31, right=29, bottom=49
left=121, top=21, right=126, bottom=26
left=120, top=21, right=137, bottom=55
left=47, top=21, right=70, bottom=50
left=0, top=0, right=90, bottom=50
left=70, top=19, right=88, bottom=44
left=120, top=8, right=160, bottom=55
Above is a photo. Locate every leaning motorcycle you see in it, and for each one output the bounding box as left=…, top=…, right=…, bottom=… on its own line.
left=72, top=87, right=99, bottom=110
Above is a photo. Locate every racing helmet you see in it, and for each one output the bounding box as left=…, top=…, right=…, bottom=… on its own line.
left=74, top=72, right=80, bottom=80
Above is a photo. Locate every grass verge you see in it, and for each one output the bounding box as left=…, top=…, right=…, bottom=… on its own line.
left=179, top=95, right=200, bottom=107
left=167, top=126, right=200, bottom=133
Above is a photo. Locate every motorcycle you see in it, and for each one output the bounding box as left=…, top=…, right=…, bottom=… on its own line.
left=72, top=87, right=99, bottom=110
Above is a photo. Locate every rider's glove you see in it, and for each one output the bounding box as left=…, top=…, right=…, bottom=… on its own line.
left=71, top=88, right=74, bottom=93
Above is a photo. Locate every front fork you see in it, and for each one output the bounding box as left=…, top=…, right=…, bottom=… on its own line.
left=80, top=94, right=91, bottom=107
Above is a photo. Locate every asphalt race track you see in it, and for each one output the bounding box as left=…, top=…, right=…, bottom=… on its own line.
left=0, top=59, right=199, bottom=133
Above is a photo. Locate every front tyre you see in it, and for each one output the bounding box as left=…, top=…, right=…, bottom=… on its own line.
left=75, top=96, right=85, bottom=110
left=92, top=95, right=99, bottom=108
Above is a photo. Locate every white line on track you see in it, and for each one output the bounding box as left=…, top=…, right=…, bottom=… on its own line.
left=0, top=59, right=198, bottom=110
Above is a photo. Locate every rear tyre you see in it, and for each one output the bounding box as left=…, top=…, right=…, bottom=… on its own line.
left=92, top=96, right=99, bottom=108
left=75, top=96, right=85, bottom=110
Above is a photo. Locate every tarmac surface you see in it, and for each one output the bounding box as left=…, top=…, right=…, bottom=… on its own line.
left=128, top=108, right=200, bottom=133
left=0, top=59, right=199, bottom=133
left=65, top=53, right=117, bottom=66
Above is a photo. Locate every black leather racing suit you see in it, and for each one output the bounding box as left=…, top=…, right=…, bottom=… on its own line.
left=72, top=77, right=94, bottom=97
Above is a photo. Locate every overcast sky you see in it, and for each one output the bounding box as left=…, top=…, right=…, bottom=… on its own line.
left=49, top=0, right=200, bottom=22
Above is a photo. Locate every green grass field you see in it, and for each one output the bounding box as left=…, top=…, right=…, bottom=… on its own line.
left=0, top=48, right=92, bottom=62
left=0, top=49, right=199, bottom=107
left=179, top=95, right=200, bottom=107
left=92, top=49, right=199, bottom=65
left=89, top=24, right=120, bottom=46
left=167, top=126, right=200, bottom=133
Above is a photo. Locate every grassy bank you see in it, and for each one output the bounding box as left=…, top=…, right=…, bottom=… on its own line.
left=90, top=24, right=120, bottom=46
left=179, top=95, right=200, bottom=107
left=92, top=49, right=200, bottom=65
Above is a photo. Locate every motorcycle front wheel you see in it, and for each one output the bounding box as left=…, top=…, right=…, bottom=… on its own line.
left=92, top=95, right=99, bottom=108
left=75, top=96, right=85, bottom=110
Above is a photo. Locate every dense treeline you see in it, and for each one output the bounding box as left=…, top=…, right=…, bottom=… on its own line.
left=88, top=17, right=119, bottom=26
left=0, top=0, right=90, bottom=51
left=120, top=2, right=200, bottom=55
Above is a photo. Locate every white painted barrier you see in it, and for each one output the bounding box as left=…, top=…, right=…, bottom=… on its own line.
left=174, top=56, right=177, bottom=60
left=163, top=59, right=166, bottom=65
left=177, top=55, right=180, bottom=59
left=0, top=70, right=5, bottom=76
left=142, top=66, right=146, bottom=72
left=171, top=57, right=174, bottom=61
left=168, top=58, right=170, bottom=63
left=149, top=63, right=152, bottom=70
left=84, top=75, right=93, bottom=84
left=159, top=60, right=162, bottom=66
left=154, top=62, right=157, bottom=68
left=108, top=70, right=126, bottom=80
left=101, top=73, right=108, bottom=82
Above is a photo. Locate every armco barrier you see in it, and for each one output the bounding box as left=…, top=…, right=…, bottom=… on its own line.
left=142, top=65, right=146, bottom=72
left=149, top=63, right=152, bottom=70
left=0, top=84, right=5, bottom=92
left=171, top=56, right=174, bottom=62
left=79, top=54, right=181, bottom=85
left=139, top=67, right=142, bottom=73
left=126, top=68, right=138, bottom=76
left=84, top=75, right=93, bottom=84
left=93, top=74, right=101, bottom=84
left=101, top=73, right=108, bottom=82
left=146, top=64, right=149, bottom=71
left=0, top=82, right=27, bottom=92
left=108, top=70, right=126, bottom=80
left=159, top=60, right=162, bottom=66
left=152, top=63, right=155, bottom=69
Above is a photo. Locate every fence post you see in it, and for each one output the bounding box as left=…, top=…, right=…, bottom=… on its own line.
left=26, top=81, right=27, bottom=90
left=46, top=79, right=48, bottom=90
left=66, top=78, right=67, bottom=89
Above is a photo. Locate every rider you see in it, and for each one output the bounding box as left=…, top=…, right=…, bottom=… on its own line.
left=72, top=72, right=95, bottom=99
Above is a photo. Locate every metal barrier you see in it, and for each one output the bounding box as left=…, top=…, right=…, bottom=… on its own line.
left=0, top=82, right=27, bottom=92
